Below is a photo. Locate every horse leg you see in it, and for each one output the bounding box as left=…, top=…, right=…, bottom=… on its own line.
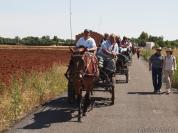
left=77, top=95, right=82, bottom=122
left=83, top=91, right=90, bottom=116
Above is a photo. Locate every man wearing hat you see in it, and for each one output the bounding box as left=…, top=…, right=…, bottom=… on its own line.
left=76, top=29, right=97, bottom=52
left=149, top=47, right=164, bottom=93
left=163, top=48, right=176, bottom=94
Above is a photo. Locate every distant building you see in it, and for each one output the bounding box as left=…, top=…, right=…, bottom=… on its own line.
left=146, top=42, right=155, bottom=49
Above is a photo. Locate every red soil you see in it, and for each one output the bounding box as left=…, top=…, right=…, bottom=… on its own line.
left=0, top=48, right=71, bottom=85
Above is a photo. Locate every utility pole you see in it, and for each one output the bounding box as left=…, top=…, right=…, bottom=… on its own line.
left=69, top=0, right=73, bottom=41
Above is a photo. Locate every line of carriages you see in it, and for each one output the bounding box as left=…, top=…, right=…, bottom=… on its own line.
left=67, top=49, right=132, bottom=106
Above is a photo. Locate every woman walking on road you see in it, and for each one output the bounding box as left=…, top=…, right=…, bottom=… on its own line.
left=149, top=47, right=164, bottom=93
left=163, top=48, right=177, bottom=94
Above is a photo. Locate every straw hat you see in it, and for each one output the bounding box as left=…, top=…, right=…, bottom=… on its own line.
left=156, top=47, right=162, bottom=51
left=166, top=48, right=173, bottom=52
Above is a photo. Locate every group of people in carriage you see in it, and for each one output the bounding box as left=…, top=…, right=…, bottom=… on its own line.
left=97, top=33, right=133, bottom=72
left=65, top=29, right=133, bottom=121
left=73, top=29, right=132, bottom=71
left=65, top=29, right=133, bottom=86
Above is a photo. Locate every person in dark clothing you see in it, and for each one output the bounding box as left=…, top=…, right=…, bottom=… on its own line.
left=136, top=48, right=141, bottom=59
left=149, top=47, right=164, bottom=93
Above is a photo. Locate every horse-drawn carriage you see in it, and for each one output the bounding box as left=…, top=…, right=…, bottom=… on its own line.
left=115, top=46, right=133, bottom=83
left=116, top=53, right=130, bottom=83
left=65, top=32, right=133, bottom=122
left=65, top=47, right=115, bottom=122
left=94, top=55, right=115, bottom=104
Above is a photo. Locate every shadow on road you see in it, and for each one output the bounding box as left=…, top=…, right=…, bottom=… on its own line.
left=127, top=91, right=166, bottom=95
left=116, top=80, right=127, bottom=84
left=128, top=89, right=178, bottom=95
left=23, top=97, right=77, bottom=129
left=22, top=96, right=111, bottom=130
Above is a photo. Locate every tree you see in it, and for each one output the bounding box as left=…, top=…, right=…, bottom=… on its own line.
left=15, top=36, right=20, bottom=45
left=65, top=39, right=75, bottom=46
left=0, top=37, right=4, bottom=44
left=52, top=36, right=59, bottom=45
left=139, top=32, right=149, bottom=41
left=148, top=35, right=163, bottom=43
left=41, top=36, right=51, bottom=45
left=137, top=32, right=149, bottom=47
left=138, top=40, right=146, bottom=47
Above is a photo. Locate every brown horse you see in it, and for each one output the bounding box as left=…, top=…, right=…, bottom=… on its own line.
left=67, top=47, right=98, bottom=122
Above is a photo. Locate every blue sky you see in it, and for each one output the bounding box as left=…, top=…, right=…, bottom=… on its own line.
left=0, top=0, right=177, bottom=40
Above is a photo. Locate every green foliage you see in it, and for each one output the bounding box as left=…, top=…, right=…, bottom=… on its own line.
left=64, top=39, right=75, bottom=46
left=131, top=32, right=178, bottom=48
left=141, top=49, right=153, bottom=61
left=0, top=36, right=75, bottom=46
left=173, top=61, right=178, bottom=88
left=153, top=43, right=159, bottom=48
left=139, top=32, right=149, bottom=41
left=10, top=79, right=22, bottom=119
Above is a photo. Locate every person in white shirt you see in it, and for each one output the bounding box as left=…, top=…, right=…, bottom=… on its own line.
left=163, top=48, right=177, bottom=94
left=97, top=34, right=119, bottom=72
left=66, top=29, right=97, bottom=77
left=76, top=29, right=97, bottom=52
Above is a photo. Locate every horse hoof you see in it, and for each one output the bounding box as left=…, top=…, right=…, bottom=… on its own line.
left=83, top=112, right=87, bottom=117
left=78, top=118, right=82, bottom=123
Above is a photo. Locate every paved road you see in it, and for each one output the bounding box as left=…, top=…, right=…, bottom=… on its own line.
left=7, top=56, right=178, bottom=133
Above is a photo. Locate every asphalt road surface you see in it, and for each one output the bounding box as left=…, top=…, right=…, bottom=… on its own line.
left=7, top=56, right=178, bottom=133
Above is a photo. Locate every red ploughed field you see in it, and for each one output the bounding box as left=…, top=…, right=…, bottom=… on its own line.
left=0, top=47, right=71, bottom=85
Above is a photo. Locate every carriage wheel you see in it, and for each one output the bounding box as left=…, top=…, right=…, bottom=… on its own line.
left=67, top=81, right=75, bottom=104
left=126, top=71, right=129, bottom=83
left=111, top=76, right=115, bottom=105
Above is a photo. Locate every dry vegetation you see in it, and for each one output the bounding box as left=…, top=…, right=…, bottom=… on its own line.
left=0, top=48, right=70, bottom=132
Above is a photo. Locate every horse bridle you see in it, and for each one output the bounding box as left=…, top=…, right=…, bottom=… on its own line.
left=72, top=54, right=86, bottom=78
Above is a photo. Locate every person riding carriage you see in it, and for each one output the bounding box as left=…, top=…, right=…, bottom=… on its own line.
left=119, top=36, right=132, bottom=61
left=66, top=29, right=98, bottom=78
left=99, top=33, right=110, bottom=47
left=76, top=29, right=97, bottom=52
left=97, top=34, right=119, bottom=74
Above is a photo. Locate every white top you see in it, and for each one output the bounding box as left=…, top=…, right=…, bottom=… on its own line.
left=76, top=37, right=96, bottom=48
left=120, top=47, right=128, bottom=53
left=164, top=55, right=176, bottom=71
left=97, top=40, right=119, bottom=58
left=101, top=40, right=119, bottom=54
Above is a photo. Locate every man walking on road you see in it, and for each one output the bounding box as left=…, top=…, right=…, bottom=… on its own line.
left=149, top=47, right=164, bottom=93
left=136, top=48, right=141, bottom=59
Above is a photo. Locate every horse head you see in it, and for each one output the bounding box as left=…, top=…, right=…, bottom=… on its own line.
left=70, top=53, right=86, bottom=80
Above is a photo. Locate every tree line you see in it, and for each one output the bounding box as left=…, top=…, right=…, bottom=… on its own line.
left=131, top=32, right=178, bottom=48
left=0, top=36, right=75, bottom=46
left=1, top=32, right=178, bottom=48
